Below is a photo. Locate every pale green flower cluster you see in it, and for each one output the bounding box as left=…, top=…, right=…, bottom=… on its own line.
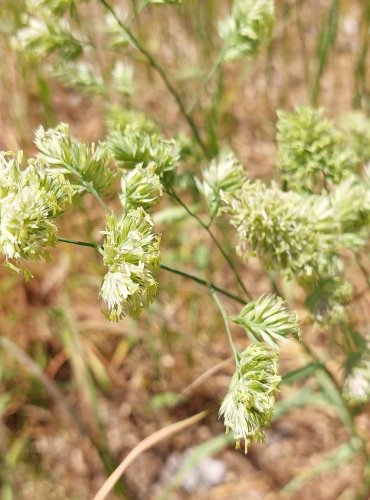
left=120, top=163, right=163, bottom=212
left=344, top=342, right=370, bottom=405
left=15, top=15, right=82, bottom=60
left=232, top=294, right=301, bottom=349
left=223, top=180, right=339, bottom=278
left=107, top=125, right=179, bottom=175
left=35, top=124, right=114, bottom=195
left=220, top=342, right=280, bottom=453
left=100, top=208, right=160, bottom=321
left=340, top=111, right=370, bottom=163
left=220, top=294, right=299, bottom=449
left=330, top=176, right=370, bottom=250
left=197, top=152, right=246, bottom=217
left=277, top=107, right=358, bottom=192
left=0, top=152, right=73, bottom=265
left=50, top=61, right=105, bottom=97
left=220, top=0, right=275, bottom=61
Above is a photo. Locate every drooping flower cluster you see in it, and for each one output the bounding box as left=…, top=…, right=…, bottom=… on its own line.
left=197, top=152, right=246, bottom=218
left=220, top=0, right=275, bottom=61
left=100, top=208, right=160, bottom=321
left=220, top=343, right=281, bottom=453
left=232, top=294, right=301, bottom=349
left=276, top=107, right=358, bottom=192
left=35, top=124, right=114, bottom=195
left=0, top=152, right=74, bottom=264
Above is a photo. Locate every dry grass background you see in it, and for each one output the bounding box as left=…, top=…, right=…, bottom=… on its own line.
left=0, top=0, right=369, bottom=499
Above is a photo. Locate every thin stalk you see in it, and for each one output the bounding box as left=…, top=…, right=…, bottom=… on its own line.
left=57, top=237, right=101, bottom=249
left=97, top=0, right=209, bottom=158
left=161, top=263, right=245, bottom=305
left=168, top=189, right=252, bottom=300
left=56, top=236, right=246, bottom=305
left=209, top=287, right=239, bottom=367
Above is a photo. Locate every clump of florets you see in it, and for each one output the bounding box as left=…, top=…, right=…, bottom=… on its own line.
left=197, top=152, right=246, bottom=218
left=330, top=175, right=370, bottom=250
left=0, top=151, right=74, bottom=264
left=232, top=294, right=301, bottom=349
left=222, top=180, right=339, bottom=278
left=15, top=15, right=82, bottom=60
left=120, top=163, right=163, bottom=212
left=35, top=124, right=114, bottom=195
left=220, top=0, right=275, bottom=61
left=107, top=125, right=179, bottom=177
left=277, top=107, right=358, bottom=192
left=340, top=111, right=370, bottom=163
left=50, top=61, right=105, bottom=96
left=100, top=208, right=160, bottom=320
left=220, top=342, right=280, bottom=453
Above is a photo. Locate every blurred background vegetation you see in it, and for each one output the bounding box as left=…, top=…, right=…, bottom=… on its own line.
left=0, top=0, right=369, bottom=498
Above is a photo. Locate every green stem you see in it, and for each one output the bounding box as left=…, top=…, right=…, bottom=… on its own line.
left=56, top=237, right=246, bottom=305
left=168, top=189, right=252, bottom=300
left=209, top=287, right=239, bottom=367
left=98, top=0, right=209, bottom=158
left=161, top=263, right=245, bottom=305
left=57, top=237, right=101, bottom=249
